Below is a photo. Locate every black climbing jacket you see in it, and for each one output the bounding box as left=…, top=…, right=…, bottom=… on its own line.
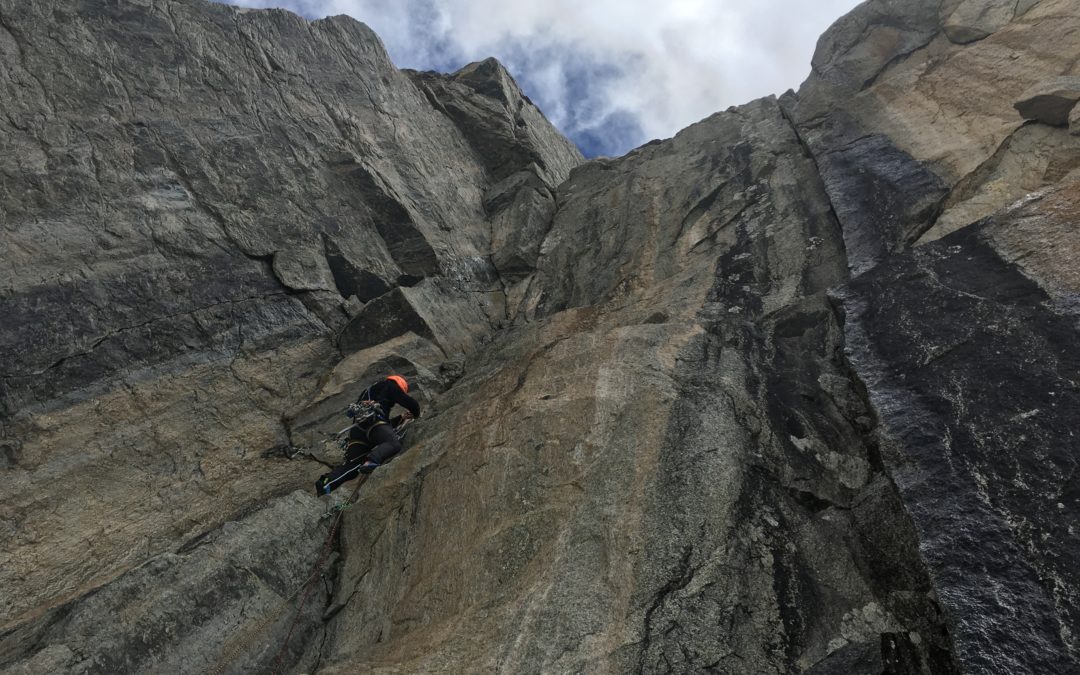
left=359, top=378, right=421, bottom=423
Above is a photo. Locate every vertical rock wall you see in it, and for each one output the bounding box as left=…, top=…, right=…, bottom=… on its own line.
left=836, top=184, right=1080, bottom=673
left=784, top=0, right=1080, bottom=670
left=785, top=0, right=1080, bottom=269
left=0, top=0, right=579, bottom=668
left=314, top=98, right=953, bottom=674
left=2, top=0, right=1079, bottom=673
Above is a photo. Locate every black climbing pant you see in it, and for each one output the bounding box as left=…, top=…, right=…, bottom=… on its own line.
left=320, top=422, right=402, bottom=493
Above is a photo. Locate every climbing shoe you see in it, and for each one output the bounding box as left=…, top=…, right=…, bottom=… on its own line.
left=358, top=460, right=380, bottom=474
left=314, top=476, right=331, bottom=496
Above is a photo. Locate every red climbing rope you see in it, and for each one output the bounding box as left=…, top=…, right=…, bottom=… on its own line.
left=269, top=475, right=369, bottom=675
left=217, top=420, right=413, bottom=674
left=212, top=475, right=368, bottom=675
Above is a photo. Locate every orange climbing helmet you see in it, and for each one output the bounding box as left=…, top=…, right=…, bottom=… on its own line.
left=386, top=375, right=409, bottom=393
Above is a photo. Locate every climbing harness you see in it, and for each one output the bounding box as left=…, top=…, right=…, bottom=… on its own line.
left=337, top=415, right=413, bottom=458
left=346, top=399, right=383, bottom=425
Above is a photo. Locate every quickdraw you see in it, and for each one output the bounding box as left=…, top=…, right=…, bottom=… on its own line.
left=322, top=500, right=354, bottom=519
left=281, top=445, right=336, bottom=470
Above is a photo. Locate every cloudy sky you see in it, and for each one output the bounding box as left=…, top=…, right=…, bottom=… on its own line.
left=219, top=0, right=862, bottom=157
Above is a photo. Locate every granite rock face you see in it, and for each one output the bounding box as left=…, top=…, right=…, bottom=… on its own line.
left=314, top=97, right=953, bottom=674
left=3, top=491, right=332, bottom=675
left=836, top=181, right=1080, bottom=673
left=786, top=0, right=1080, bottom=253
left=3, top=0, right=1080, bottom=674
left=943, top=0, right=1034, bottom=44
left=0, top=0, right=578, bottom=657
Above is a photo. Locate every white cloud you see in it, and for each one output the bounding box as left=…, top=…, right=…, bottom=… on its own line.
left=221, top=0, right=863, bottom=155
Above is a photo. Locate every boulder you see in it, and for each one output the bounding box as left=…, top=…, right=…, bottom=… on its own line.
left=1015, top=76, right=1080, bottom=126
left=943, top=0, right=1017, bottom=44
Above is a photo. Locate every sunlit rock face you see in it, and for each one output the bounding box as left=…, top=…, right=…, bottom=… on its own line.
left=785, top=0, right=1080, bottom=267
left=2, top=0, right=1078, bottom=673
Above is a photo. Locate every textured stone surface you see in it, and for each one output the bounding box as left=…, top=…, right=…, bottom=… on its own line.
left=407, top=60, right=582, bottom=311
left=0, top=0, right=578, bottom=643
left=837, top=181, right=1080, bottom=672
left=788, top=0, right=1080, bottom=251
left=944, top=0, right=1020, bottom=44
left=407, top=59, right=582, bottom=188
left=781, top=101, right=951, bottom=275
left=919, top=123, right=1080, bottom=241
left=312, top=98, right=952, bottom=674
left=798, top=0, right=960, bottom=116
left=3, top=0, right=1080, bottom=673
left=3, top=491, right=332, bottom=674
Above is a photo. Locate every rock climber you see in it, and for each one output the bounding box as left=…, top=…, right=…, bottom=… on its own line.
left=314, top=374, right=420, bottom=495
